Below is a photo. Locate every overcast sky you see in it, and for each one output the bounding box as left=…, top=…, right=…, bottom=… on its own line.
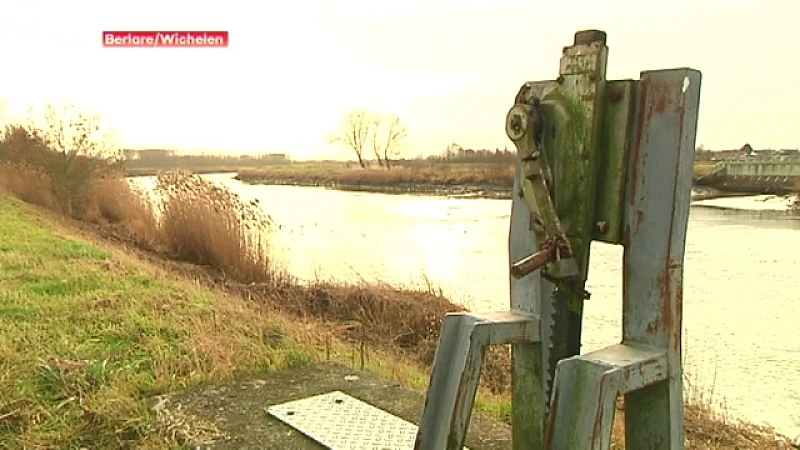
left=0, top=0, right=796, bottom=159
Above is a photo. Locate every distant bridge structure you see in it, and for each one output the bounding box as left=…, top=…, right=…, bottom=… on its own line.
left=695, top=156, right=800, bottom=194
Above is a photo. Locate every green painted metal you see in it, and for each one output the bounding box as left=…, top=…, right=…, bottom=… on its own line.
left=594, top=80, right=636, bottom=244
left=509, top=157, right=548, bottom=450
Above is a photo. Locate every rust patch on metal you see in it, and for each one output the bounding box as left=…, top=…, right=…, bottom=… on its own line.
left=659, top=262, right=674, bottom=334
left=634, top=210, right=645, bottom=235
left=628, top=79, right=650, bottom=204
left=448, top=341, right=485, bottom=442
left=673, top=287, right=683, bottom=354
left=543, top=386, right=560, bottom=449
left=591, top=375, right=613, bottom=448
left=515, top=83, right=532, bottom=105
left=608, top=87, right=624, bottom=103
left=638, top=357, right=667, bottom=388
left=653, top=86, right=670, bottom=114
left=592, top=395, right=604, bottom=448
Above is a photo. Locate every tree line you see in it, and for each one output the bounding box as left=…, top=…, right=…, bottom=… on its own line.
left=123, top=150, right=291, bottom=169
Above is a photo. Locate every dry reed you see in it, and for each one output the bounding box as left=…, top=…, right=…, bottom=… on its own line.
left=154, top=170, right=278, bottom=284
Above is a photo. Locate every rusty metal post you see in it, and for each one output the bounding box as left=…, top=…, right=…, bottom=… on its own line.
left=414, top=30, right=701, bottom=450
left=621, top=69, right=701, bottom=448
left=543, top=70, right=702, bottom=449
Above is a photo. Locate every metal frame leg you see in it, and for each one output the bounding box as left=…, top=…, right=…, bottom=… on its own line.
left=414, top=311, right=538, bottom=450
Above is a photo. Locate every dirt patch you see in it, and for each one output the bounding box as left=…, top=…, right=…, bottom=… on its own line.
left=152, top=361, right=511, bottom=449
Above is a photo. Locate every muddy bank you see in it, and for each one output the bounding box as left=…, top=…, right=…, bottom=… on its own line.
left=233, top=176, right=740, bottom=202
left=234, top=176, right=513, bottom=199
left=126, top=168, right=241, bottom=177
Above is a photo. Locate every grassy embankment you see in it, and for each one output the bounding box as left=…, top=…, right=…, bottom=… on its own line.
left=0, top=194, right=310, bottom=447
left=0, top=160, right=511, bottom=447
left=0, top=156, right=794, bottom=446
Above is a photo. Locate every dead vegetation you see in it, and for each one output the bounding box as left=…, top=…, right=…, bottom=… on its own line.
left=236, top=163, right=516, bottom=187
left=236, top=160, right=722, bottom=191
left=154, top=170, right=279, bottom=284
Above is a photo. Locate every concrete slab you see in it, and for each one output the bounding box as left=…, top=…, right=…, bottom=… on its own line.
left=153, top=361, right=512, bottom=449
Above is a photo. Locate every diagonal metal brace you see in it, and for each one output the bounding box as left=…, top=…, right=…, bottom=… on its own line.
left=414, top=311, right=539, bottom=450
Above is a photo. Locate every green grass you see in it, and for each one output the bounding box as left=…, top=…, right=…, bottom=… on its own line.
left=0, top=195, right=311, bottom=448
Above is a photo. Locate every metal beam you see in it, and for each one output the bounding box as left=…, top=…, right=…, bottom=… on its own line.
left=414, top=311, right=539, bottom=450
left=622, top=68, right=702, bottom=449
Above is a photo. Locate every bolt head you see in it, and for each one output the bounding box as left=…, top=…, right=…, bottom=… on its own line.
left=505, top=105, right=529, bottom=141
left=608, top=88, right=624, bottom=103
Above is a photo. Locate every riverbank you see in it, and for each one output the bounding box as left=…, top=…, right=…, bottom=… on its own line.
left=235, top=164, right=515, bottom=199
left=693, top=193, right=799, bottom=212
left=125, top=167, right=241, bottom=177
left=0, top=193, right=796, bottom=448
left=234, top=165, right=746, bottom=201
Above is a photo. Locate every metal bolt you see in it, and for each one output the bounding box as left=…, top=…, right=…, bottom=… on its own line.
left=510, top=115, right=523, bottom=134
left=608, top=88, right=624, bottom=103
left=596, top=221, right=608, bottom=234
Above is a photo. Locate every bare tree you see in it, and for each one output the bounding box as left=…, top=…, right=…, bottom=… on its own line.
left=370, top=116, right=384, bottom=168
left=329, top=110, right=373, bottom=169
left=372, top=115, right=407, bottom=170
left=26, top=103, right=119, bottom=215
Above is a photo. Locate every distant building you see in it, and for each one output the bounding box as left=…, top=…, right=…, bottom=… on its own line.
left=741, top=143, right=756, bottom=156
left=135, top=149, right=176, bottom=160
left=261, top=153, right=289, bottom=163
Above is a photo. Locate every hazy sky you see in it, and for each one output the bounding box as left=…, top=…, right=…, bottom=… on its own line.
left=1, top=0, right=797, bottom=160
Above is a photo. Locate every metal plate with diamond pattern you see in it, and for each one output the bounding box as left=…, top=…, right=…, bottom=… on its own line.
left=267, top=390, right=468, bottom=450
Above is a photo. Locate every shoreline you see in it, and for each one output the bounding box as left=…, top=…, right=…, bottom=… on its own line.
left=125, top=168, right=240, bottom=177
left=233, top=175, right=760, bottom=203
left=235, top=177, right=514, bottom=199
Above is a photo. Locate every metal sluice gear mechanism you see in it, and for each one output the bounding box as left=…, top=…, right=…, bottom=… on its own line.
left=413, top=29, right=702, bottom=450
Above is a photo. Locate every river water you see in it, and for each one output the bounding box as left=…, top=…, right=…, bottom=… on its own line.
left=133, top=173, right=800, bottom=438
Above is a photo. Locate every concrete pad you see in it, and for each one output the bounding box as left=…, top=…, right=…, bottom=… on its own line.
left=153, top=361, right=511, bottom=449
